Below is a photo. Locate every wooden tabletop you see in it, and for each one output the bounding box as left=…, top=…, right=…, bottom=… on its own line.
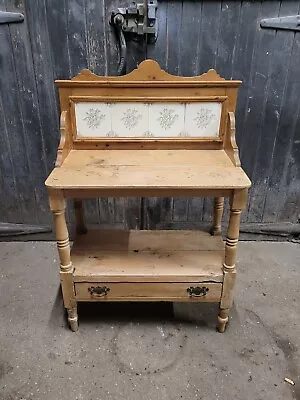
left=45, top=149, right=251, bottom=190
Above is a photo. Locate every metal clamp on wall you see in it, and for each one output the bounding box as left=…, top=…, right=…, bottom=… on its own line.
left=110, top=1, right=158, bottom=75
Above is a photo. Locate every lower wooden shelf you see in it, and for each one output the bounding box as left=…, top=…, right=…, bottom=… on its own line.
left=71, top=229, right=224, bottom=302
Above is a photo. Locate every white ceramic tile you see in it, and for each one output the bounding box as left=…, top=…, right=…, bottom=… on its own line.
left=111, top=102, right=148, bottom=137
left=149, top=103, right=185, bottom=137
left=184, top=102, right=222, bottom=137
left=75, top=102, right=112, bottom=137
left=75, top=101, right=222, bottom=139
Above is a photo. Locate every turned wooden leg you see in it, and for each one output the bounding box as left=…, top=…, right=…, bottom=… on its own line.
left=67, top=306, right=78, bottom=332
left=211, top=197, right=224, bottom=235
left=218, top=189, right=247, bottom=333
left=48, top=189, right=78, bottom=332
left=217, top=308, right=230, bottom=333
left=74, top=199, right=87, bottom=234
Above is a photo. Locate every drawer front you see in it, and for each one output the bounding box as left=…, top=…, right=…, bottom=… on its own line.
left=75, top=282, right=222, bottom=302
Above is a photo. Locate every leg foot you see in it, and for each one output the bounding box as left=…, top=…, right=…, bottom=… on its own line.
left=217, top=308, right=229, bottom=333
left=67, top=306, right=78, bottom=332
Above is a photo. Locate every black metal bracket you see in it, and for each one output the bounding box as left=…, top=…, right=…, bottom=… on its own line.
left=110, top=1, right=158, bottom=75
left=0, top=11, right=24, bottom=24
left=260, top=15, right=300, bottom=32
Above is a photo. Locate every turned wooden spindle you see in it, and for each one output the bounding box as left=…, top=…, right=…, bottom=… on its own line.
left=74, top=199, right=87, bottom=234
left=218, top=201, right=242, bottom=333
left=67, top=307, right=78, bottom=332
left=217, top=308, right=230, bottom=333
left=224, top=208, right=242, bottom=270
left=53, top=208, right=72, bottom=272
left=211, top=197, right=224, bottom=236
left=49, top=190, right=78, bottom=332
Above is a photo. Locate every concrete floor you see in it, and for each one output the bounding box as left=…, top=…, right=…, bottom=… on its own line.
left=0, top=241, right=299, bottom=400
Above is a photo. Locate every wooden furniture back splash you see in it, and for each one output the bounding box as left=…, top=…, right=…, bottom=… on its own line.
left=73, top=100, right=223, bottom=139
left=46, top=60, right=251, bottom=332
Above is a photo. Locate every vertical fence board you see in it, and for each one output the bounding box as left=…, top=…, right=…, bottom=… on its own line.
left=247, top=1, right=299, bottom=223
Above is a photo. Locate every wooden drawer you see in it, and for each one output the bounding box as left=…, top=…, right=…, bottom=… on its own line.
left=74, top=282, right=222, bottom=302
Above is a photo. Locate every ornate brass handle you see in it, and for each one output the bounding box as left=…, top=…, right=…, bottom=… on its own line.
left=88, top=286, right=110, bottom=297
left=187, top=286, right=209, bottom=297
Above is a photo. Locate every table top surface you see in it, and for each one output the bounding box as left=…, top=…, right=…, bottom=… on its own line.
left=45, top=149, right=251, bottom=190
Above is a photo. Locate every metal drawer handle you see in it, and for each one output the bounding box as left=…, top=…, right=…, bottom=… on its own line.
left=187, top=286, right=209, bottom=297
left=88, top=286, right=110, bottom=297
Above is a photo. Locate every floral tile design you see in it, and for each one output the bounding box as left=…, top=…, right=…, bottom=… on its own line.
left=178, top=131, right=190, bottom=137
left=83, top=108, right=106, bottom=129
left=185, top=102, right=221, bottom=137
left=112, top=103, right=148, bottom=137
left=194, top=108, right=216, bottom=129
left=106, top=130, right=118, bottom=137
left=75, top=102, right=112, bottom=137
left=75, top=101, right=222, bottom=138
left=149, top=103, right=184, bottom=137
left=143, top=131, right=155, bottom=137
left=121, top=108, right=143, bottom=130
left=157, top=108, right=179, bottom=130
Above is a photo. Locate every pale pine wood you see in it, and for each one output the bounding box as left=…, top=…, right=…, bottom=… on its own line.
left=55, top=59, right=241, bottom=151
left=55, top=111, right=72, bottom=167
left=72, top=139, right=224, bottom=150
left=72, top=230, right=224, bottom=283
left=211, top=197, right=224, bottom=235
left=75, top=282, right=222, bottom=302
left=63, top=188, right=232, bottom=198
left=48, top=190, right=71, bottom=272
left=57, top=59, right=240, bottom=86
left=45, top=59, right=251, bottom=332
left=48, top=189, right=77, bottom=330
left=217, top=308, right=230, bottom=333
left=73, top=229, right=223, bottom=251
left=224, top=112, right=241, bottom=167
left=45, top=149, right=251, bottom=190
left=218, top=189, right=246, bottom=332
left=220, top=270, right=237, bottom=310
left=67, top=307, right=78, bottom=332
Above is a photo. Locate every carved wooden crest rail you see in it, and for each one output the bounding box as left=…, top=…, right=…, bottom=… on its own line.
left=45, top=59, right=251, bottom=332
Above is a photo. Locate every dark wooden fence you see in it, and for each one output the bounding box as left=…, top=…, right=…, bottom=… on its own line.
left=1, top=0, right=300, bottom=229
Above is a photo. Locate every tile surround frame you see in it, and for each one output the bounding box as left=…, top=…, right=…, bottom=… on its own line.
left=69, top=96, right=229, bottom=144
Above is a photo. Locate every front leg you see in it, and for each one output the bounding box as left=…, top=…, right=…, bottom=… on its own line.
left=48, top=189, right=78, bottom=331
left=217, top=189, right=247, bottom=332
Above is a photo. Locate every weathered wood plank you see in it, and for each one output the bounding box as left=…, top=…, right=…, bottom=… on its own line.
left=0, top=74, right=22, bottom=222
left=232, top=1, right=261, bottom=223
left=86, top=0, right=107, bottom=75
left=277, top=29, right=300, bottom=222
left=263, top=2, right=300, bottom=222
left=240, top=1, right=281, bottom=223
left=247, top=1, right=299, bottom=223
left=45, top=0, right=71, bottom=78
left=26, top=0, right=59, bottom=175
left=198, top=0, right=222, bottom=72
left=1, top=0, right=40, bottom=223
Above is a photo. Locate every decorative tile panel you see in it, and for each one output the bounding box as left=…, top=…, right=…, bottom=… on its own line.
left=74, top=102, right=222, bottom=138
left=185, top=102, right=222, bottom=138
left=111, top=103, right=148, bottom=137
left=75, top=102, right=112, bottom=138
left=149, top=103, right=185, bottom=137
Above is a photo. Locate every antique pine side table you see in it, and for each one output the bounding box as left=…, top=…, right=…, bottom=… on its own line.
left=45, top=60, right=251, bottom=332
